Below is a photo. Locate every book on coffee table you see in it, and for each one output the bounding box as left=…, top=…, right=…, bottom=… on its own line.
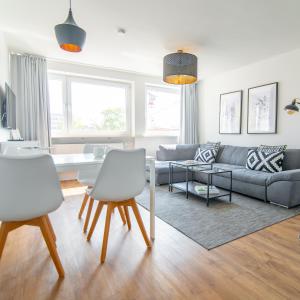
left=194, top=185, right=220, bottom=195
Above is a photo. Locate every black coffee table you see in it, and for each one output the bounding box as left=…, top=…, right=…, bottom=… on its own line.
left=169, top=161, right=232, bottom=207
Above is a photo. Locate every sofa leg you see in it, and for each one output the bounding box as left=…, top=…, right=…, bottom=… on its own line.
left=264, top=185, right=268, bottom=203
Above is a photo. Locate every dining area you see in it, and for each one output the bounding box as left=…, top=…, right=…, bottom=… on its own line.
left=0, top=144, right=156, bottom=279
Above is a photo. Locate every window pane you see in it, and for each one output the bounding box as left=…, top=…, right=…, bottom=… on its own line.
left=48, top=79, right=64, bottom=134
left=146, top=86, right=180, bottom=133
left=70, top=81, right=127, bottom=133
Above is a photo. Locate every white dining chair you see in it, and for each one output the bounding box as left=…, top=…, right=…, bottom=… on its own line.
left=87, top=149, right=151, bottom=263
left=0, top=154, right=65, bottom=277
left=77, top=144, right=126, bottom=233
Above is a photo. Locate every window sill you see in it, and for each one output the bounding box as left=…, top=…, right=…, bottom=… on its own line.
left=51, top=136, right=133, bottom=144
left=142, top=132, right=179, bottom=138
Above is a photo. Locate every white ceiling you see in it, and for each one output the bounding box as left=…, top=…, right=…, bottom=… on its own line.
left=1, top=0, right=300, bottom=78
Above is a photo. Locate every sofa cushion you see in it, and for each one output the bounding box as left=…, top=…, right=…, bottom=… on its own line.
left=283, top=149, right=300, bottom=170
left=194, top=163, right=245, bottom=183
left=231, top=168, right=272, bottom=186
left=216, top=145, right=254, bottom=166
left=207, top=166, right=271, bottom=186
left=157, top=144, right=199, bottom=161
left=146, top=161, right=188, bottom=175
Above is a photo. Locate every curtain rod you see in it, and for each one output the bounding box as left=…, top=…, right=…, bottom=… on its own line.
left=9, top=51, right=46, bottom=59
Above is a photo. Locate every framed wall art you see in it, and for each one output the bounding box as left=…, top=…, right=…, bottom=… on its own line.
left=219, top=90, right=242, bottom=134
left=247, top=82, right=278, bottom=134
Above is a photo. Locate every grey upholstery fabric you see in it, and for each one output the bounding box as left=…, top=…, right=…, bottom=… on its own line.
left=216, top=145, right=253, bottom=166
left=268, top=181, right=300, bottom=208
left=282, top=149, right=300, bottom=170
left=147, top=161, right=186, bottom=175
left=146, top=161, right=192, bottom=185
left=231, top=169, right=272, bottom=186
left=156, top=144, right=199, bottom=161
left=193, top=173, right=266, bottom=200
left=267, top=169, right=300, bottom=185
left=208, top=164, right=271, bottom=186
left=153, top=144, right=300, bottom=207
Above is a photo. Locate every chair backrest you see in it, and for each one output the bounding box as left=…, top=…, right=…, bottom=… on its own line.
left=90, top=149, right=146, bottom=201
left=83, top=144, right=105, bottom=154
left=0, top=154, right=64, bottom=221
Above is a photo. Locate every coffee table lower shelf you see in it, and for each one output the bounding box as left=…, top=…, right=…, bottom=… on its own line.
left=171, top=181, right=232, bottom=206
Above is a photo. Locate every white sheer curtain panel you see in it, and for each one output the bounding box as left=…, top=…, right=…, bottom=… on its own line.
left=10, top=54, right=50, bottom=147
left=179, top=83, right=199, bottom=144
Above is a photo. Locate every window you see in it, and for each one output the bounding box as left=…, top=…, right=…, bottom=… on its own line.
left=48, top=74, right=131, bottom=137
left=145, top=84, right=181, bottom=136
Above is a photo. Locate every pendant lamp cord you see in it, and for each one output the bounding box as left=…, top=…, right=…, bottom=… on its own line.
left=70, top=0, right=72, bottom=9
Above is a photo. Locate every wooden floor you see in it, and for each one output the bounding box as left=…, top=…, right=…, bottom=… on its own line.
left=1, top=180, right=300, bottom=300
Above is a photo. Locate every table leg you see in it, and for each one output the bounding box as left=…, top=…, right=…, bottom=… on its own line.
left=230, top=172, right=232, bottom=203
left=171, top=165, right=174, bottom=192
left=168, top=162, right=171, bottom=192
left=207, top=174, right=210, bottom=207
left=186, top=167, right=189, bottom=199
left=149, top=158, right=155, bottom=240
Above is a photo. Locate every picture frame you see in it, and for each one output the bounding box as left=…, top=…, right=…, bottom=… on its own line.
left=219, top=90, right=242, bottom=134
left=247, top=82, right=278, bottom=134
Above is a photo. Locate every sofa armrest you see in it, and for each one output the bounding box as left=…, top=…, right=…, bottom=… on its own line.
left=155, top=144, right=199, bottom=161
left=267, top=169, right=300, bottom=185
left=156, top=150, right=165, bottom=161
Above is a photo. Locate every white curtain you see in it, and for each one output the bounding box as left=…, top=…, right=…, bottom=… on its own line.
left=179, top=83, right=199, bottom=144
left=10, top=54, right=50, bottom=147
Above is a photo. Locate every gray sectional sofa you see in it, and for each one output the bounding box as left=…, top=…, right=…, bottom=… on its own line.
left=146, top=144, right=300, bottom=208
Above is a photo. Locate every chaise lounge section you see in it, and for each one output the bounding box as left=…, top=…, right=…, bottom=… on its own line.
left=146, top=144, right=300, bottom=208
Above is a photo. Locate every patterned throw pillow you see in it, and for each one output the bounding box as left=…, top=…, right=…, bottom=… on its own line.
left=194, top=142, right=220, bottom=161
left=257, top=145, right=287, bottom=154
left=246, top=150, right=284, bottom=173
left=194, top=148, right=217, bottom=163
left=205, top=141, right=221, bottom=152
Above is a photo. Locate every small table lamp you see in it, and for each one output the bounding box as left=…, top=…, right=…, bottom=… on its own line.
left=284, top=98, right=300, bottom=115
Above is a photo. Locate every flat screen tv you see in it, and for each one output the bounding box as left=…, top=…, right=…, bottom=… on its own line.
left=0, top=83, right=16, bottom=129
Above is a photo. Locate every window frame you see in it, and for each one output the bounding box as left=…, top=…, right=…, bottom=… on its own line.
left=48, top=72, right=133, bottom=139
left=144, top=83, right=181, bottom=137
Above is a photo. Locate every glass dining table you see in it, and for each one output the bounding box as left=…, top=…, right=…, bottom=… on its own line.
left=52, top=153, right=156, bottom=240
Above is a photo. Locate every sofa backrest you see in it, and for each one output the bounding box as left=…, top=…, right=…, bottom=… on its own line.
left=217, top=145, right=300, bottom=170
left=156, top=144, right=199, bottom=161
left=216, top=145, right=251, bottom=166
left=283, top=149, right=300, bottom=170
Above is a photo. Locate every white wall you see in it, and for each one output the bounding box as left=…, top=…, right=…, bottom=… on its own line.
left=0, top=31, right=10, bottom=141
left=0, top=31, right=8, bottom=86
left=47, top=60, right=178, bottom=155
left=199, top=48, right=300, bottom=148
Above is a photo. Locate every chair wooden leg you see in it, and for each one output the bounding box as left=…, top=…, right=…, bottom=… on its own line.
left=0, top=223, right=9, bottom=258
left=124, top=206, right=131, bottom=230
left=117, top=206, right=126, bottom=225
left=100, top=203, right=114, bottom=263
left=130, top=199, right=151, bottom=248
left=39, top=216, right=65, bottom=277
left=78, top=193, right=89, bottom=219
left=45, top=215, right=56, bottom=242
left=87, top=202, right=104, bottom=241
left=83, top=198, right=94, bottom=233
